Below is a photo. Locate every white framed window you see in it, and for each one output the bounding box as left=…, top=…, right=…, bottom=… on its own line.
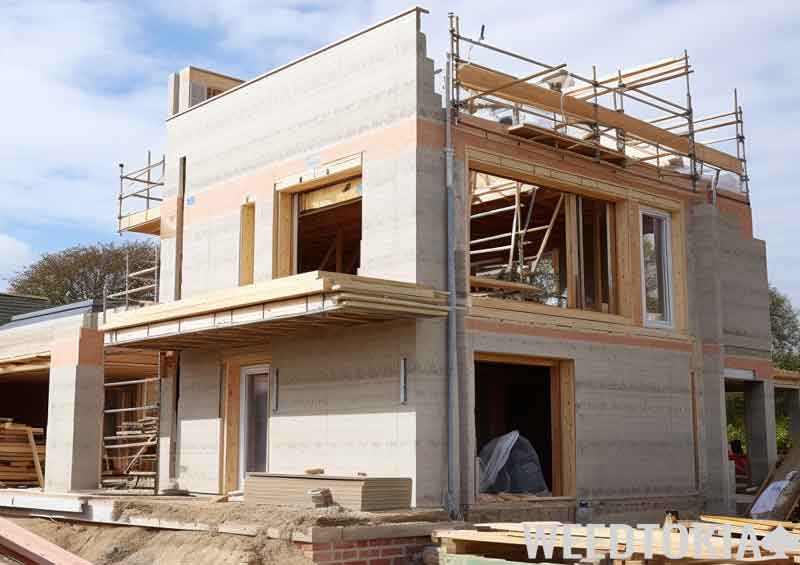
left=640, top=208, right=674, bottom=328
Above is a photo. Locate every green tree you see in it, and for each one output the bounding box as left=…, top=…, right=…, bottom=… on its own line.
left=770, top=285, right=800, bottom=370
left=8, top=241, right=157, bottom=306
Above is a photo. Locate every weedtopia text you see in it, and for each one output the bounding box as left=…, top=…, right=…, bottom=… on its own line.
left=522, top=523, right=800, bottom=560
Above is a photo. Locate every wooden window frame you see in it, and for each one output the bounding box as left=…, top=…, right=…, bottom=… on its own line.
left=238, top=202, right=256, bottom=286
left=469, top=169, right=619, bottom=316
left=273, top=175, right=362, bottom=279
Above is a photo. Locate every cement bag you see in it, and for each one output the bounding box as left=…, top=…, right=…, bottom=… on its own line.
left=751, top=470, right=800, bottom=519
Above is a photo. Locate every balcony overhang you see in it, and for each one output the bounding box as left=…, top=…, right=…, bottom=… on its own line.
left=101, top=271, right=448, bottom=351
left=118, top=207, right=161, bottom=235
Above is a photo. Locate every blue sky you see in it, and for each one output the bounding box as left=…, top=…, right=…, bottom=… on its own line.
left=1, top=0, right=799, bottom=304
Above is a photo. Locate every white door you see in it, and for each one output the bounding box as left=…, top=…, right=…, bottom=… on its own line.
left=240, top=365, right=270, bottom=488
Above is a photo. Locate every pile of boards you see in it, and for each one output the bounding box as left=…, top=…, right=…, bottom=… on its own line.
left=244, top=473, right=412, bottom=511
left=0, top=419, right=45, bottom=488
left=102, top=416, right=157, bottom=489
left=434, top=516, right=800, bottom=564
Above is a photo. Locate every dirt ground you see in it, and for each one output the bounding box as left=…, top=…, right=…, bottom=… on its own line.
left=6, top=499, right=447, bottom=564
left=10, top=516, right=310, bottom=565
left=110, top=496, right=447, bottom=535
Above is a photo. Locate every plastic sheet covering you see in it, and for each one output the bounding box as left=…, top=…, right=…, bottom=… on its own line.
left=478, top=430, right=549, bottom=494
left=751, top=470, right=800, bottom=519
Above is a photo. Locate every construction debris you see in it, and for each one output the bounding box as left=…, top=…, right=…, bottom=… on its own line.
left=0, top=420, right=45, bottom=488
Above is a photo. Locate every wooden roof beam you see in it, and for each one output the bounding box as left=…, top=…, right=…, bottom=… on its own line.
left=457, top=63, right=743, bottom=175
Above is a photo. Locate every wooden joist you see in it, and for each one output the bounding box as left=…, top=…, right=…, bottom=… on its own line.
left=103, top=271, right=448, bottom=350
left=457, top=63, right=743, bottom=175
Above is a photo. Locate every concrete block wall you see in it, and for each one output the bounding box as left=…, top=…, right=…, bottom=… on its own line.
left=45, top=321, right=105, bottom=492
left=688, top=200, right=773, bottom=512
left=467, top=329, right=697, bottom=501
left=174, top=350, right=222, bottom=493
left=158, top=8, right=445, bottom=300
left=155, top=9, right=451, bottom=505
left=270, top=319, right=447, bottom=507
left=717, top=207, right=771, bottom=357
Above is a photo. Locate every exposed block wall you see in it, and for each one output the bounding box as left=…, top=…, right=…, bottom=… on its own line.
left=45, top=325, right=104, bottom=492
left=175, top=350, right=222, bottom=493
left=270, top=320, right=446, bottom=507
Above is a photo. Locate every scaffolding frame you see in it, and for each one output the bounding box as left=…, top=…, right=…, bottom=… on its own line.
left=101, top=353, right=162, bottom=493
left=118, top=150, right=165, bottom=232
left=447, top=13, right=749, bottom=198
left=103, top=242, right=160, bottom=318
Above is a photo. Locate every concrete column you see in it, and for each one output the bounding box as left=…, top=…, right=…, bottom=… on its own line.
left=44, top=327, right=104, bottom=492
left=745, top=380, right=778, bottom=486
left=158, top=352, right=179, bottom=492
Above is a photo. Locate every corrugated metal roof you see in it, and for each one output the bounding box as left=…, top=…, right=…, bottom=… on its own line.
left=0, top=293, right=49, bottom=326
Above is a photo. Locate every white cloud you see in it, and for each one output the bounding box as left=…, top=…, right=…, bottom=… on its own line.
left=0, top=2, right=168, bottom=231
left=1, top=0, right=798, bottom=303
left=0, top=233, right=36, bottom=291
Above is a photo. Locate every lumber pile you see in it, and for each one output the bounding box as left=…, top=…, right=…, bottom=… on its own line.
left=434, top=520, right=800, bottom=564
left=701, top=514, right=800, bottom=535
left=102, top=415, right=157, bottom=489
left=244, top=473, right=412, bottom=511
left=0, top=419, right=45, bottom=488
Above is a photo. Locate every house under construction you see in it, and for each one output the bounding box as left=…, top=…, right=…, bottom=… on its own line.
left=0, top=7, right=794, bottom=524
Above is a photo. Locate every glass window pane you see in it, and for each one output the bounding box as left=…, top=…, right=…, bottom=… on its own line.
left=246, top=373, right=269, bottom=473
left=642, top=214, right=670, bottom=323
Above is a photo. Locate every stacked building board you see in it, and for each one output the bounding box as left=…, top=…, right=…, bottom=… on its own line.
left=244, top=473, right=412, bottom=511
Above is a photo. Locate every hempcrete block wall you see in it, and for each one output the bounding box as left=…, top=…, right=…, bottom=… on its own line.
left=158, top=11, right=449, bottom=499
left=175, top=350, right=222, bottom=493
left=688, top=201, right=772, bottom=512
left=467, top=330, right=696, bottom=500
left=158, top=10, right=443, bottom=298
left=717, top=209, right=771, bottom=357
left=270, top=319, right=446, bottom=507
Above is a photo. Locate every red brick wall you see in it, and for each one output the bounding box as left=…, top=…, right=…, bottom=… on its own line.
left=294, top=535, right=431, bottom=564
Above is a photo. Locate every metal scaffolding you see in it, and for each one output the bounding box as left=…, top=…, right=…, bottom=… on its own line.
left=101, top=353, right=161, bottom=493
left=447, top=13, right=749, bottom=198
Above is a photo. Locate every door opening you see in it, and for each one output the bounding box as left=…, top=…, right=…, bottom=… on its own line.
left=474, top=355, right=575, bottom=498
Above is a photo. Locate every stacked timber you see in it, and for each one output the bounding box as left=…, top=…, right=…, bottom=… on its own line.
left=434, top=520, right=800, bottom=564
left=244, top=473, right=412, bottom=511
left=0, top=420, right=45, bottom=488
left=325, top=272, right=449, bottom=319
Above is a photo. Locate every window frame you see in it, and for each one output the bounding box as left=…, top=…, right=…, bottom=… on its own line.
left=639, top=207, right=675, bottom=329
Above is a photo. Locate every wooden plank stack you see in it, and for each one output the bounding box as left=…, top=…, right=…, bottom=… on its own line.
left=434, top=519, right=800, bottom=564
left=244, top=473, right=412, bottom=511
left=0, top=419, right=45, bottom=488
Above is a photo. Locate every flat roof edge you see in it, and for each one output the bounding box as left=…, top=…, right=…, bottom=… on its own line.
left=167, top=5, right=429, bottom=122
left=2, top=299, right=102, bottom=330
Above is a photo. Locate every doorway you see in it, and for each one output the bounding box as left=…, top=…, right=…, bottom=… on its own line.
left=239, top=365, right=270, bottom=488
left=474, top=354, right=576, bottom=497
